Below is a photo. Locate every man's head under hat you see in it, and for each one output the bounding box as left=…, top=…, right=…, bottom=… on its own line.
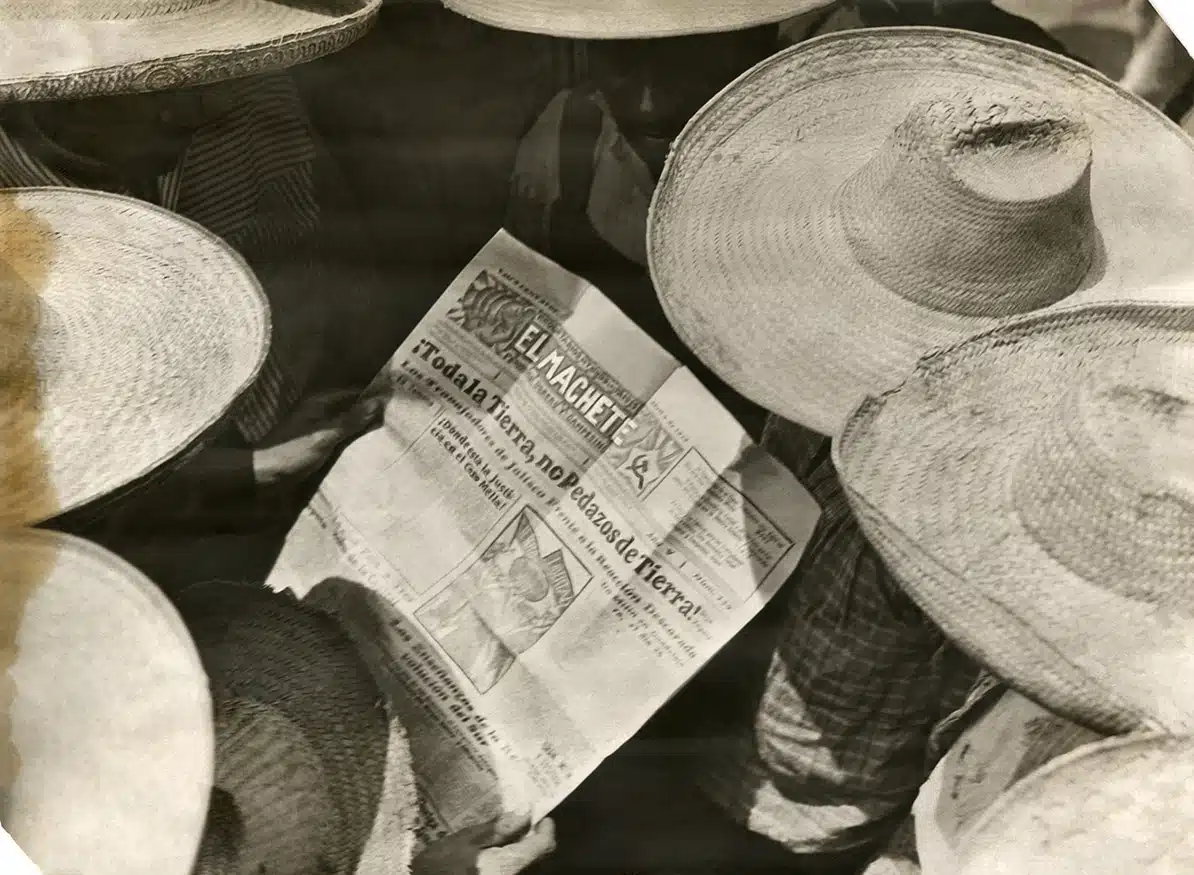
left=0, top=1, right=382, bottom=104
left=0, top=1, right=381, bottom=182
left=452, top=0, right=840, bottom=177
left=586, top=28, right=784, bottom=177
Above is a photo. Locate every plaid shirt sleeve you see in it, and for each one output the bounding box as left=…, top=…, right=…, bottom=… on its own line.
left=694, top=414, right=983, bottom=857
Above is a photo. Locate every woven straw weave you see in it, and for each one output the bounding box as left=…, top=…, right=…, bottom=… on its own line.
left=956, top=733, right=1194, bottom=874
left=0, top=188, right=268, bottom=525
left=2, top=529, right=213, bottom=875
left=914, top=690, right=1104, bottom=875
left=178, top=581, right=417, bottom=875
left=836, top=301, right=1194, bottom=734
left=649, top=28, right=1194, bottom=437
left=0, top=0, right=381, bottom=102
left=207, top=697, right=338, bottom=875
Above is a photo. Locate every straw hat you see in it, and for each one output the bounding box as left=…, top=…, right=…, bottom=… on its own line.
left=648, top=28, right=1194, bottom=437
left=914, top=690, right=1105, bottom=875
left=442, top=0, right=838, bottom=39
left=0, top=0, right=381, bottom=103
left=835, top=300, right=1194, bottom=734
left=1, top=528, right=214, bottom=875
left=0, top=187, right=268, bottom=526
left=952, top=733, right=1194, bottom=874
left=176, top=581, right=418, bottom=875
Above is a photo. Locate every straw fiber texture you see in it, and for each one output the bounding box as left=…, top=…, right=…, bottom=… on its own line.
left=649, top=28, right=1194, bottom=437
left=3, top=529, right=214, bottom=875
left=836, top=301, right=1194, bottom=735
left=914, top=690, right=1104, bottom=875
left=443, top=0, right=836, bottom=38
left=207, top=697, right=336, bottom=874
left=0, top=188, right=268, bottom=525
left=955, top=733, right=1194, bottom=874
left=178, top=581, right=417, bottom=875
left=0, top=0, right=381, bottom=103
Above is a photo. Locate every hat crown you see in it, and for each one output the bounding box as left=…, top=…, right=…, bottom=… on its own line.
left=1014, top=352, right=1194, bottom=603
left=838, top=95, right=1097, bottom=318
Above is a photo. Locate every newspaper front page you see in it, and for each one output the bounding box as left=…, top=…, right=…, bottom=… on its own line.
left=267, top=230, right=820, bottom=839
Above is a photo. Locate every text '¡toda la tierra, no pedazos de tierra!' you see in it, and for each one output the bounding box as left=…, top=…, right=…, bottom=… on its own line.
left=410, top=329, right=700, bottom=622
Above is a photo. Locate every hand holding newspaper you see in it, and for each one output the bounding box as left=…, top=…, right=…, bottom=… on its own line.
left=267, top=230, right=820, bottom=842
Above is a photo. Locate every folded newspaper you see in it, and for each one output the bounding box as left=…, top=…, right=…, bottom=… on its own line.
left=267, top=230, right=820, bottom=840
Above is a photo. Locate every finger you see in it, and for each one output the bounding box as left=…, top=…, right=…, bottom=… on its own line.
left=276, top=390, right=362, bottom=437
left=454, top=809, right=531, bottom=848
left=358, top=376, right=397, bottom=409
left=476, top=819, right=556, bottom=875
left=298, top=388, right=362, bottom=417
left=344, top=394, right=388, bottom=435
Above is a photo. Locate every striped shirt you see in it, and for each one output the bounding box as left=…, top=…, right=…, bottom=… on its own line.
left=0, top=73, right=339, bottom=445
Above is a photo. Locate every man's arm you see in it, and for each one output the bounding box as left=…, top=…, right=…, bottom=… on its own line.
left=103, top=387, right=388, bottom=533
left=101, top=441, right=268, bottom=533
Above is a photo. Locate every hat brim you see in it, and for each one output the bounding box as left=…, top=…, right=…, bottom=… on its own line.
left=179, top=581, right=418, bottom=874
left=443, top=0, right=835, bottom=38
left=0, top=0, right=380, bottom=103
left=835, top=302, right=1194, bottom=734
left=955, top=733, right=1194, bottom=874
left=913, top=690, right=1104, bottom=875
left=3, top=529, right=213, bottom=875
left=0, top=188, right=269, bottom=525
left=209, top=697, right=338, bottom=875
left=649, top=28, right=1194, bottom=437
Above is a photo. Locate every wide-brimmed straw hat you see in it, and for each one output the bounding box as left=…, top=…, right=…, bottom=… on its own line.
left=952, top=733, right=1194, bottom=874
left=177, top=581, right=417, bottom=875
left=0, top=0, right=381, bottom=104
left=836, top=300, right=1194, bottom=734
left=914, top=690, right=1105, bottom=875
left=2, top=528, right=214, bottom=875
left=443, top=0, right=838, bottom=39
left=648, top=28, right=1194, bottom=437
left=0, top=187, right=268, bottom=526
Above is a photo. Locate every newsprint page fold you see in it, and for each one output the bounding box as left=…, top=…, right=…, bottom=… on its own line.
left=267, top=230, right=820, bottom=841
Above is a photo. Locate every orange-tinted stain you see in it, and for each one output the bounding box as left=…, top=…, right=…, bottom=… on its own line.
left=0, top=190, right=55, bottom=800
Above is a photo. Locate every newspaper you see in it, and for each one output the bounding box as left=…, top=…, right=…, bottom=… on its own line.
left=266, top=230, right=820, bottom=839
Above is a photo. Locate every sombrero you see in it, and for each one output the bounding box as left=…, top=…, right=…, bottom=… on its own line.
left=835, top=300, right=1194, bottom=734
left=0, top=187, right=268, bottom=526
left=176, top=581, right=418, bottom=875
left=1, top=528, right=214, bottom=875
left=648, top=28, right=1194, bottom=437
left=442, top=0, right=838, bottom=39
left=913, top=689, right=1104, bottom=875
left=0, top=0, right=381, bottom=104
left=953, top=733, right=1194, bottom=874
